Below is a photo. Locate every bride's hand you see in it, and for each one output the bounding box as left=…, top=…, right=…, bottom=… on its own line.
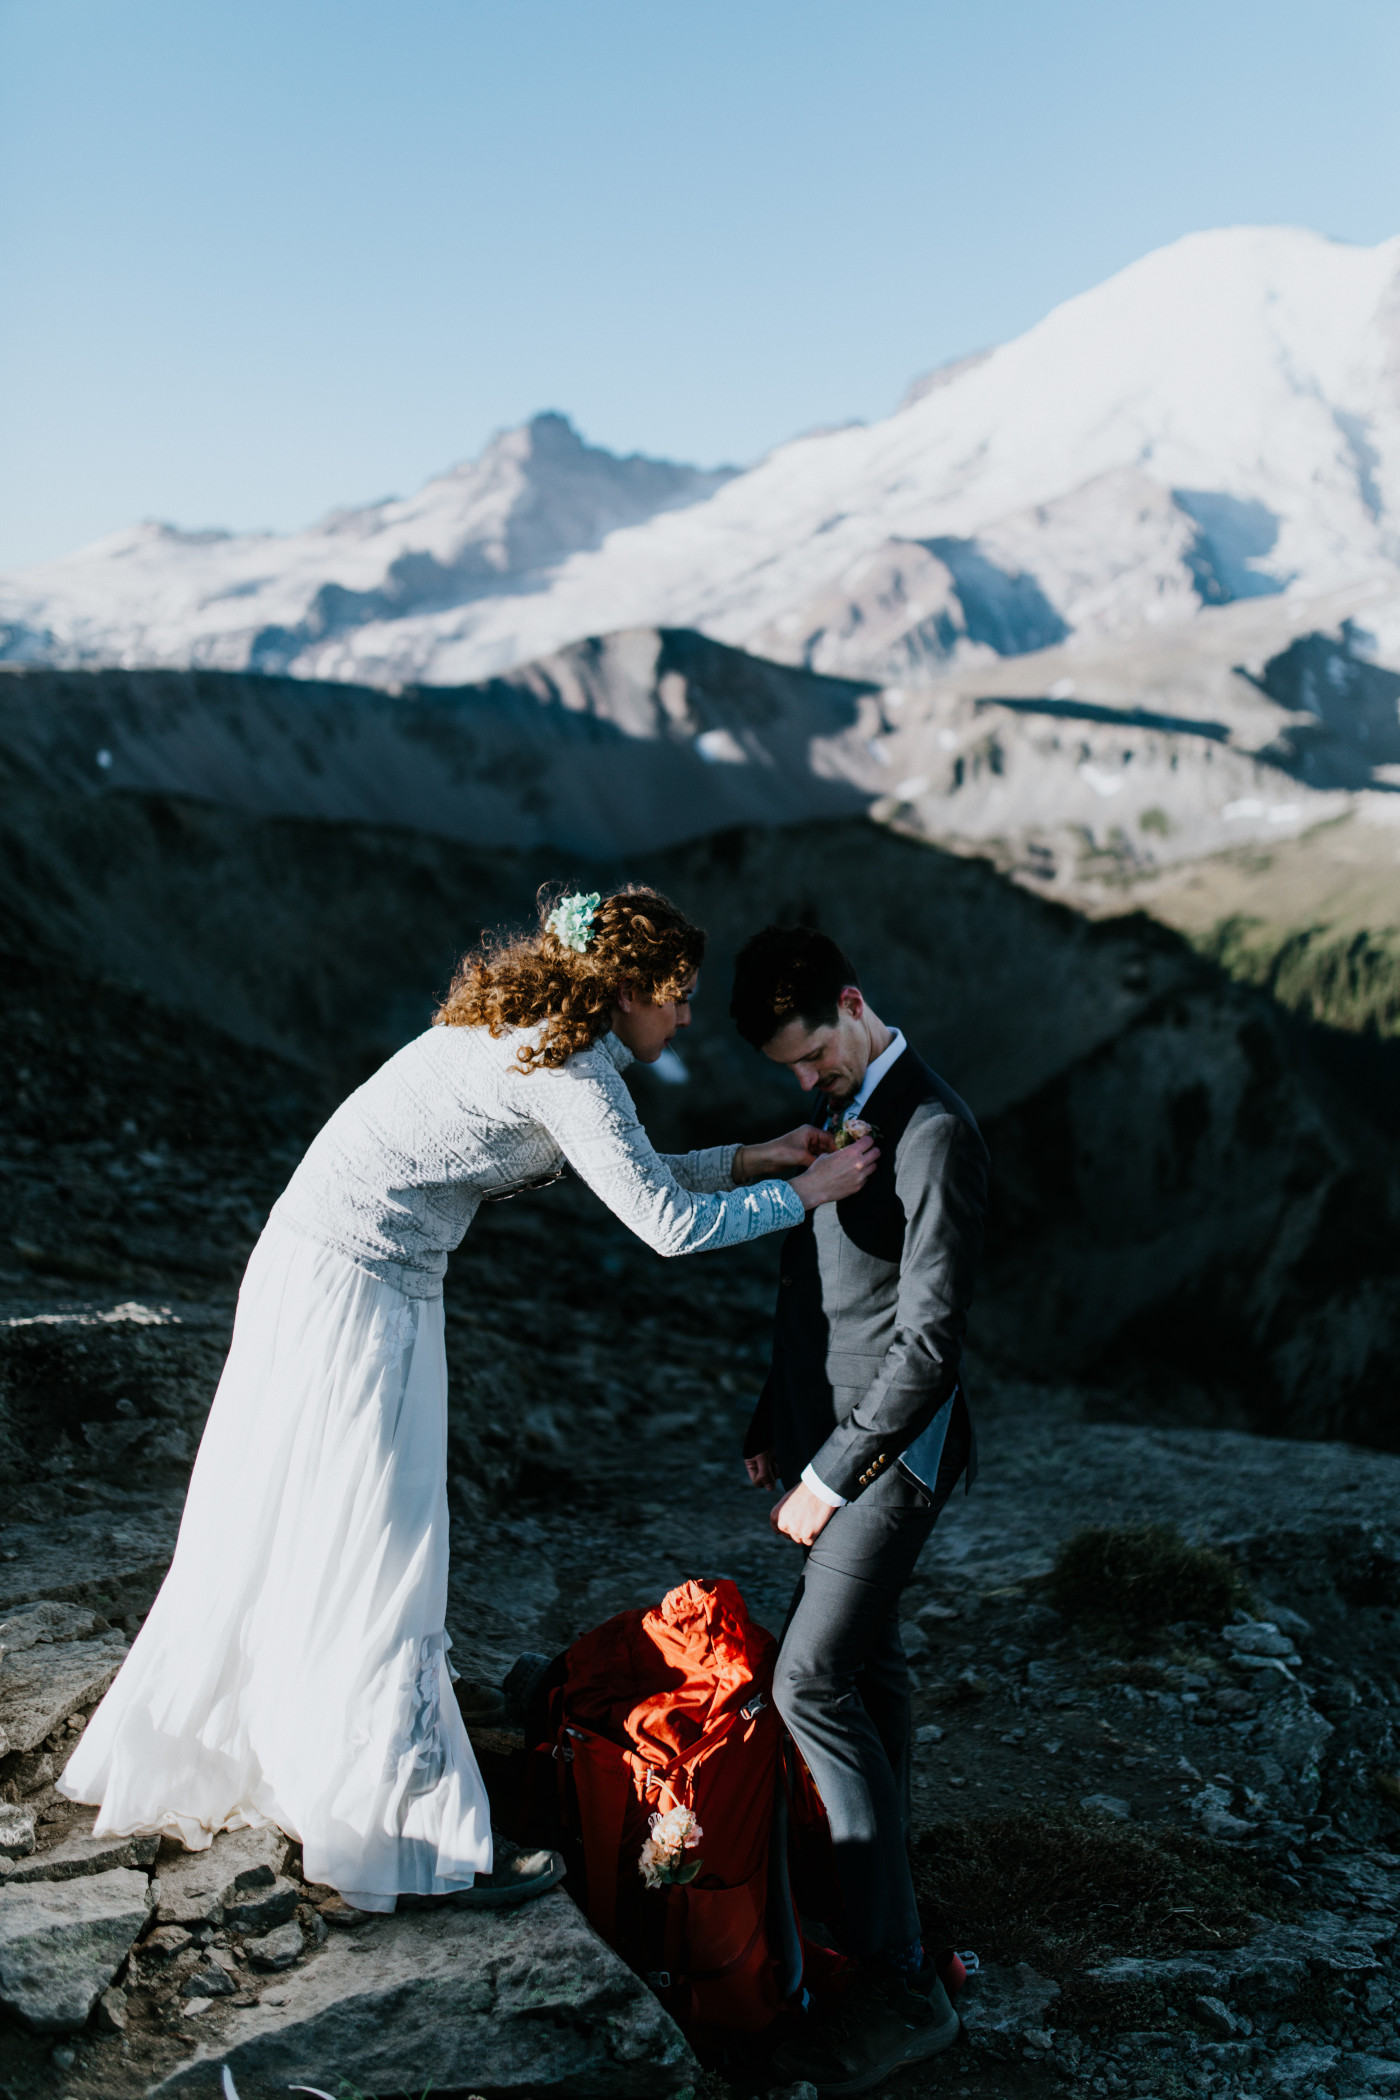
left=793, top=1133, right=879, bottom=1210
left=734, top=1126, right=836, bottom=1183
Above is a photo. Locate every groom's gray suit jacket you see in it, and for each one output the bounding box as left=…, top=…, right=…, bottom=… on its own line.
left=744, top=1041, right=990, bottom=1503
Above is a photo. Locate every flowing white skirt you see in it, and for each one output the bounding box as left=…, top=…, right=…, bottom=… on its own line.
left=59, top=1220, right=493, bottom=1910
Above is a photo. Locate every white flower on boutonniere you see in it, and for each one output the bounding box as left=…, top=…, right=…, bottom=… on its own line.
left=545, top=890, right=601, bottom=953
left=638, top=1803, right=704, bottom=1888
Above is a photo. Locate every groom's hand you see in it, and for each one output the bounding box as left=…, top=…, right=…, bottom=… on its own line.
left=744, top=1450, right=778, bottom=1489
left=735, top=1126, right=836, bottom=1183
left=770, top=1483, right=836, bottom=1547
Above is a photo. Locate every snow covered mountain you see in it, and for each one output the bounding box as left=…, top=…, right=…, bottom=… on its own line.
left=0, top=413, right=734, bottom=681
left=4, top=224, right=1400, bottom=690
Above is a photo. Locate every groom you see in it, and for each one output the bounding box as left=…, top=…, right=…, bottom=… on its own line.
left=730, top=923, right=989, bottom=2093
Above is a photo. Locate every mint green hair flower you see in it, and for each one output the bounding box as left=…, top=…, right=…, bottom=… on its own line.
left=545, top=890, right=601, bottom=954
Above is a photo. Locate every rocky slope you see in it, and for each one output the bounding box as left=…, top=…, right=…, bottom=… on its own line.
left=5, top=668, right=1400, bottom=2093
left=5, top=598, right=1400, bottom=903
left=6, top=228, right=1400, bottom=693
left=6, top=720, right=1400, bottom=1449
left=3, top=981, right=1399, bottom=2095
left=0, top=638, right=876, bottom=860
left=2, top=848, right=1399, bottom=2094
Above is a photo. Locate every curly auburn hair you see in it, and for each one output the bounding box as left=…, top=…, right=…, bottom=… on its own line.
left=434, top=884, right=706, bottom=1071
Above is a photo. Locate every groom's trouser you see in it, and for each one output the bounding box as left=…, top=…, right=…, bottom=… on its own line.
left=772, top=1420, right=969, bottom=1960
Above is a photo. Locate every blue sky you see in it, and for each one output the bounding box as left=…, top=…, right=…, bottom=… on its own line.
left=3, top=0, right=1399, bottom=568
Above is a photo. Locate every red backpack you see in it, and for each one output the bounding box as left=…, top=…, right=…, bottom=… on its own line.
left=534, top=1576, right=848, bottom=2037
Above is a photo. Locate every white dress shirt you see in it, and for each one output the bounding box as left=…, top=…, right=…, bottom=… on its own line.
left=799, top=1029, right=907, bottom=1508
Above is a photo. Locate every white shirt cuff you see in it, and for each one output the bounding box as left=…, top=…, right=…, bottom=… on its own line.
left=801, top=1463, right=847, bottom=1508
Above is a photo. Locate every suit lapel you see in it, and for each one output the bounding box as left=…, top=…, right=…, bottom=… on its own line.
left=832, top=1046, right=932, bottom=1259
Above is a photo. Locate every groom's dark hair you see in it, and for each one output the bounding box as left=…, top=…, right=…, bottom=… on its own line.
left=730, top=924, right=859, bottom=1049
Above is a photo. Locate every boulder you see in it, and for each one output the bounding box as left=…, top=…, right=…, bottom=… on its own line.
left=0, top=1601, right=111, bottom=1655
left=152, top=1824, right=289, bottom=1926
left=1189, top=1783, right=1255, bottom=1839
left=1083, top=1907, right=1389, bottom=2017
left=1079, top=1792, right=1131, bottom=1820
left=1248, top=1911, right=1385, bottom=1985
left=187, top=1963, right=237, bottom=1998
left=2, top=1828, right=159, bottom=1882
left=1223, top=1620, right=1300, bottom=1662
left=152, top=1888, right=697, bottom=2098
left=222, top=1874, right=301, bottom=1933
left=244, top=1920, right=304, bottom=1971
left=0, top=1628, right=127, bottom=1756
left=1341, top=2058, right=1400, bottom=2092
left=1087, top=1952, right=1220, bottom=1997
left=0, top=1865, right=152, bottom=2031
left=1270, top=2043, right=1342, bottom=2087
left=1251, top=1683, right=1335, bottom=1806
left=0, top=1803, right=35, bottom=1857
left=95, top=1982, right=128, bottom=2033
left=144, top=1924, right=194, bottom=1957
left=957, top=1960, right=1061, bottom=2053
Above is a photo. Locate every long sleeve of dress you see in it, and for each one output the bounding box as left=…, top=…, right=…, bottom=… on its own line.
left=661, top=1144, right=740, bottom=1193
left=526, top=1056, right=801, bottom=1256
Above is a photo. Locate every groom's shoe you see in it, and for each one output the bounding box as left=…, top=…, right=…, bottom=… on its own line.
left=448, top=1831, right=566, bottom=1910
left=770, top=1960, right=961, bottom=2097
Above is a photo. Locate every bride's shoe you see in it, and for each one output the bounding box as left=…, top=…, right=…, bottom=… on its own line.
left=455, top=1676, right=508, bottom=1726
left=447, top=1831, right=566, bottom=1910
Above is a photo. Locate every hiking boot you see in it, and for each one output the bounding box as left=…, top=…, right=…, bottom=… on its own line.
left=455, top=1677, right=508, bottom=1726
left=446, top=1831, right=566, bottom=1910
left=770, top=1960, right=961, bottom=2096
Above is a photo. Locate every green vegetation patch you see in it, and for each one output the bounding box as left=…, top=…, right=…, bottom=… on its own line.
left=1201, top=915, right=1400, bottom=1037
left=1047, top=1523, right=1251, bottom=1649
left=913, top=1808, right=1279, bottom=1985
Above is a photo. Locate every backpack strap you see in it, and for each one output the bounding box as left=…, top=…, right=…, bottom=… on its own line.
left=636, top=1704, right=747, bottom=1806
left=568, top=1729, right=635, bottom=1948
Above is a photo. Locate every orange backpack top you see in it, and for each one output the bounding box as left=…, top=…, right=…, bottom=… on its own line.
left=537, top=1576, right=847, bottom=2037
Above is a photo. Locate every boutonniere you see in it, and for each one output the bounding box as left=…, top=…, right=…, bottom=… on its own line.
left=824, top=1110, right=879, bottom=1150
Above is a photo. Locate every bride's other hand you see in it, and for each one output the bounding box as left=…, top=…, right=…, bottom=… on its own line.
left=793, top=1133, right=879, bottom=1210
left=744, top=1450, right=778, bottom=1489
left=734, top=1126, right=836, bottom=1183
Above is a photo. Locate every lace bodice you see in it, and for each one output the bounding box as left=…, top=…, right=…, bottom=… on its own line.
left=271, top=1024, right=804, bottom=1297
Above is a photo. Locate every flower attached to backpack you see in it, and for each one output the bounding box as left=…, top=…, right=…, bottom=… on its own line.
left=546, top=890, right=601, bottom=953
left=638, top=1802, right=705, bottom=1888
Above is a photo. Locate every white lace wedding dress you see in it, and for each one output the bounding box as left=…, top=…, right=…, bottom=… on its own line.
left=61, top=1024, right=803, bottom=1909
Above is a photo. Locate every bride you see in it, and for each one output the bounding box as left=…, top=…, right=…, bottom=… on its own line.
left=61, top=884, right=877, bottom=1913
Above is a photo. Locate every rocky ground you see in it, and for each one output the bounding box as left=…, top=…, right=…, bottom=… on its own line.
left=4, top=952, right=1400, bottom=2100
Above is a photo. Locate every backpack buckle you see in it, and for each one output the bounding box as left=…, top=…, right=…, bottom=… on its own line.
left=647, top=1970, right=672, bottom=1991
left=740, top=1693, right=767, bottom=1721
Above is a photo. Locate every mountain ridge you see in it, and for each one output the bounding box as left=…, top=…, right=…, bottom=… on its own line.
left=4, top=224, right=1400, bottom=691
